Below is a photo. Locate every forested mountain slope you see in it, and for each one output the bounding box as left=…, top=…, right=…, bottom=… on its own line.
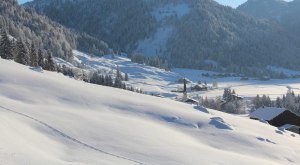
left=238, top=0, right=300, bottom=46
left=26, top=0, right=300, bottom=73
left=0, top=0, right=109, bottom=60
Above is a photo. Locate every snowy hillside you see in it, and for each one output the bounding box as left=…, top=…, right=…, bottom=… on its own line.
left=1, top=59, right=300, bottom=164
left=57, top=51, right=300, bottom=100
left=134, top=2, right=190, bottom=57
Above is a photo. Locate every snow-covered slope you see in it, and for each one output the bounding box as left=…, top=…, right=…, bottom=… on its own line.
left=57, top=51, right=300, bottom=100
left=134, top=2, right=190, bottom=57
left=1, top=59, right=300, bottom=164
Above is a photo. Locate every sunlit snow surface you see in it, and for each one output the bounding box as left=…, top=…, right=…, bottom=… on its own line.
left=58, top=50, right=300, bottom=100
left=1, top=58, right=300, bottom=164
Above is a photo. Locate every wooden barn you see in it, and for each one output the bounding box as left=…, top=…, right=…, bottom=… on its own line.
left=191, top=84, right=208, bottom=91
left=250, top=107, right=300, bottom=134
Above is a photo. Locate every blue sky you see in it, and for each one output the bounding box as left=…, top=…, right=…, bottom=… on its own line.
left=215, top=0, right=247, bottom=8
left=18, top=0, right=31, bottom=4
left=216, top=0, right=293, bottom=8
left=17, top=0, right=292, bottom=8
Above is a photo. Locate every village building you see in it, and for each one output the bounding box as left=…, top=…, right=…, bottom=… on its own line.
left=184, top=98, right=199, bottom=104
left=250, top=107, right=300, bottom=134
left=191, top=84, right=208, bottom=91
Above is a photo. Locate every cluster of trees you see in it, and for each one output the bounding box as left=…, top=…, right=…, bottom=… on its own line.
left=200, top=88, right=246, bottom=114
left=0, top=0, right=108, bottom=62
left=0, top=26, right=141, bottom=94
left=59, top=64, right=142, bottom=93
left=89, top=66, right=129, bottom=89
left=0, top=29, right=56, bottom=71
left=86, top=67, right=142, bottom=93
left=129, top=54, right=169, bottom=70
left=1, top=0, right=146, bottom=96
left=252, top=90, right=300, bottom=115
left=26, top=0, right=157, bottom=52
left=221, top=88, right=245, bottom=114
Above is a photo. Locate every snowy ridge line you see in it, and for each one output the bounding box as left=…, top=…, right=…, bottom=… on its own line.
left=0, top=105, right=145, bottom=165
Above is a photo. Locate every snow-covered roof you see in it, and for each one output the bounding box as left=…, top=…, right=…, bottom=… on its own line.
left=184, top=98, right=199, bottom=103
left=250, top=107, right=286, bottom=121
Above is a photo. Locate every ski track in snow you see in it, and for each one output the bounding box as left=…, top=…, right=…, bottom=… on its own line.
left=0, top=105, right=145, bottom=165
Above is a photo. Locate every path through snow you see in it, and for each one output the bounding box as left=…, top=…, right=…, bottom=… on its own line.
left=0, top=105, right=144, bottom=165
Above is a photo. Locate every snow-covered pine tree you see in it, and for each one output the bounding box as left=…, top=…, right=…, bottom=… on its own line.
left=116, top=65, right=123, bottom=80
left=15, top=39, right=29, bottom=65
left=113, top=65, right=124, bottom=88
left=29, top=43, right=38, bottom=67
left=275, top=97, right=282, bottom=108
left=37, top=49, right=44, bottom=68
left=223, top=88, right=232, bottom=102
left=104, top=75, right=113, bottom=86
left=0, top=29, right=13, bottom=59
left=124, top=73, right=129, bottom=81
left=114, top=76, right=122, bottom=88
left=45, top=51, right=56, bottom=71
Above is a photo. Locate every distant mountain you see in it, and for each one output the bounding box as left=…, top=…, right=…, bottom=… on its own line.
left=237, top=0, right=288, bottom=21
left=0, top=0, right=108, bottom=60
left=238, top=0, right=300, bottom=45
left=25, top=0, right=300, bottom=74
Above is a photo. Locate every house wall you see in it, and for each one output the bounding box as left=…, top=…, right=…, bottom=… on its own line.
left=270, top=111, right=300, bottom=127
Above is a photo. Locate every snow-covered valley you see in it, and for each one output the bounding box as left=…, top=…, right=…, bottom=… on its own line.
left=1, top=57, right=300, bottom=164
left=58, top=51, right=300, bottom=101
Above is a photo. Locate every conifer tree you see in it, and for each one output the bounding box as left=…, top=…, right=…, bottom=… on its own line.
left=114, top=76, right=122, bottom=88
left=37, top=49, right=44, bottom=68
left=0, top=29, right=13, bottom=59
left=15, top=39, right=29, bottom=65
left=116, top=66, right=123, bottom=80
left=124, top=73, right=129, bottom=81
left=45, top=51, right=56, bottom=71
left=29, top=43, right=38, bottom=67
left=223, top=88, right=232, bottom=102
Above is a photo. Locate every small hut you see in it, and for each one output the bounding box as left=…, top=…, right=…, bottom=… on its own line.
left=184, top=98, right=199, bottom=104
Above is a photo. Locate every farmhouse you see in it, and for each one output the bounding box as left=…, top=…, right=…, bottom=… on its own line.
left=250, top=107, right=300, bottom=134
left=191, top=84, right=208, bottom=91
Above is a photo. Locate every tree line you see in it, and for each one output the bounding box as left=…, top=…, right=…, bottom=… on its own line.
left=252, top=89, right=300, bottom=115
left=0, top=28, right=142, bottom=94
left=59, top=64, right=142, bottom=93
left=200, top=88, right=246, bottom=114
left=129, top=53, right=170, bottom=70
left=0, top=29, right=56, bottom=71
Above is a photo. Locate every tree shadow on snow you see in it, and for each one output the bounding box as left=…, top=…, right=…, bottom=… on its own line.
left=256, top=137, right=276, bottom=144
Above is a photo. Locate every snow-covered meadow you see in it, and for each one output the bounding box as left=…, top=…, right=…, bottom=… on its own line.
left=57, top=51, right=300, bottom=101
left=1, top=57, right=300, bottom=164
